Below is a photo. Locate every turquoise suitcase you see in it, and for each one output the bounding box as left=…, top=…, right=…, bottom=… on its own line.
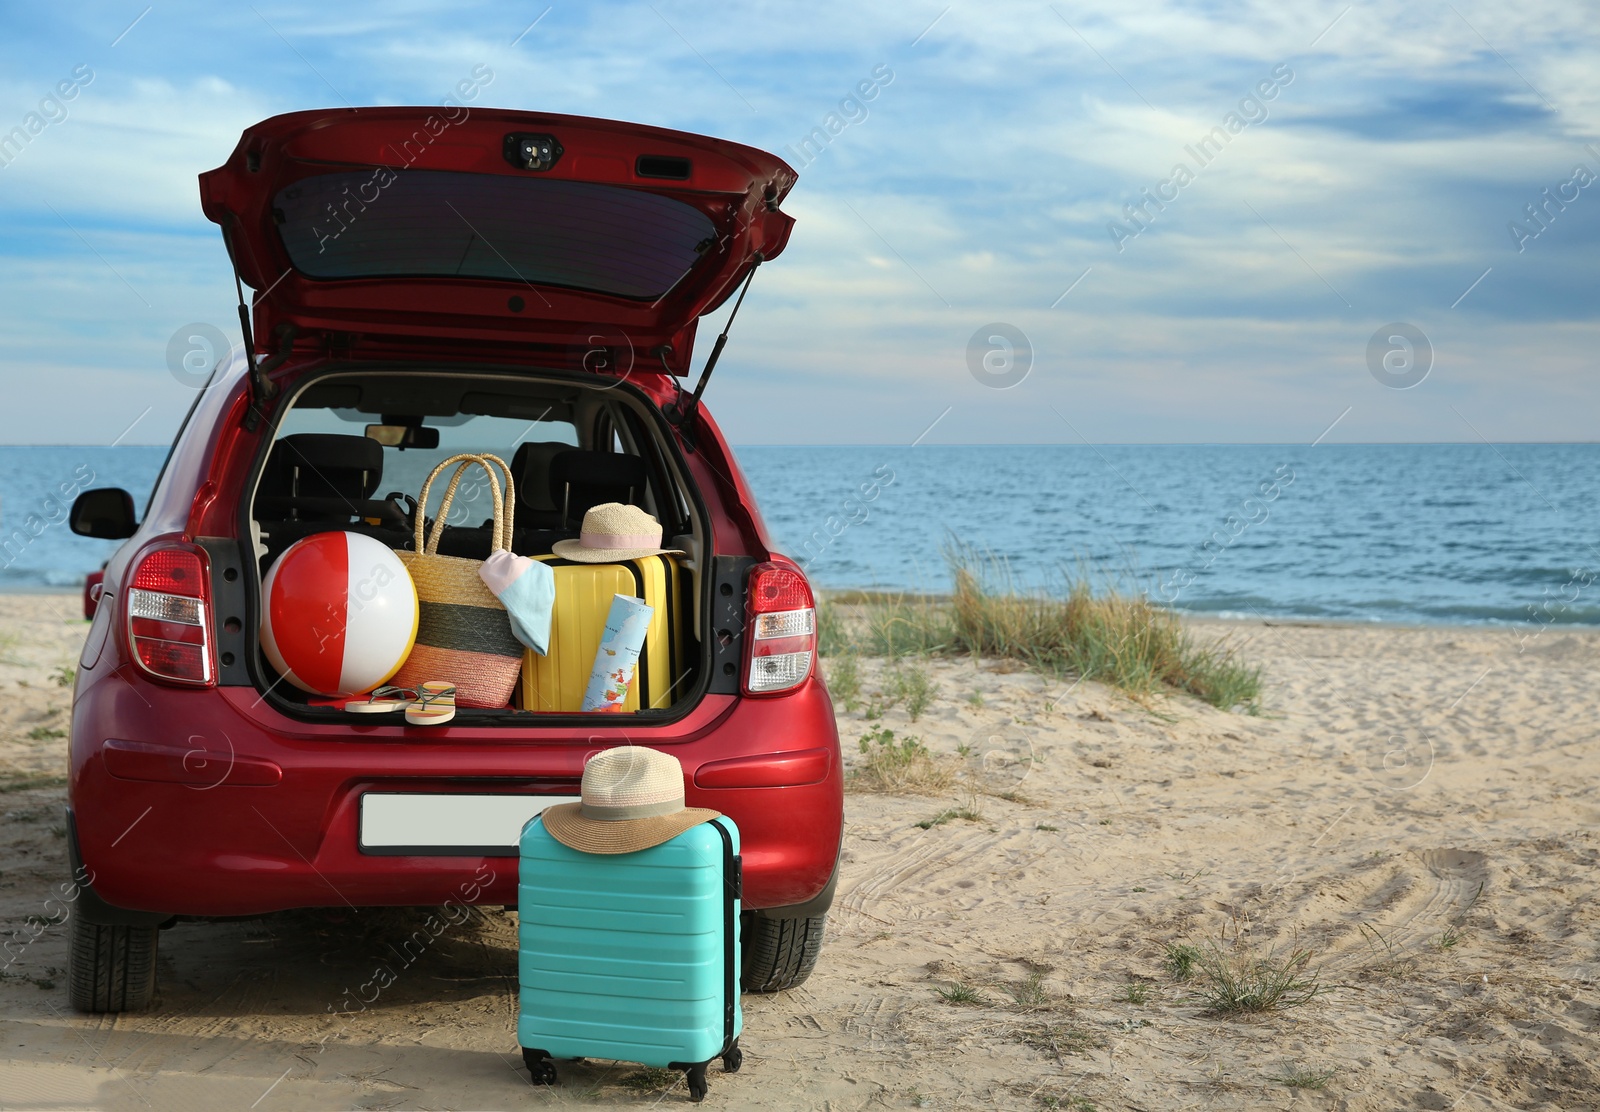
left=517, top=814, right=743, bottom=1102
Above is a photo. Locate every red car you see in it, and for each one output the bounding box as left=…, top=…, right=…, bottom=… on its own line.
left=64, top=108, right=840, bottom=1012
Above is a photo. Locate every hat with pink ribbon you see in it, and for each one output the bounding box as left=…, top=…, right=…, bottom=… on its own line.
left=551, top=502, right=686, bottom=563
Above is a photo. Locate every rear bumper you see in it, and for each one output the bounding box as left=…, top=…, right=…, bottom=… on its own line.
left=69, top=668, right=842, bottom=917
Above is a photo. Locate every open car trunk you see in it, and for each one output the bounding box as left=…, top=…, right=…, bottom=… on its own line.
left=244, top=364, right=712, bottom=722
left=200, top=107, right=796, bottom=377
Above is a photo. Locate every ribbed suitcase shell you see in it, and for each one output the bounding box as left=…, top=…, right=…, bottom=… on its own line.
left=517, top=815, right=742, bottom=1069
left=520, top=555, right=678, bottom=712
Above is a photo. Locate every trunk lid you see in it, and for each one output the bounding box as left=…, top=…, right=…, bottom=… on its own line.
left=199, top=108, right=796, bottom=376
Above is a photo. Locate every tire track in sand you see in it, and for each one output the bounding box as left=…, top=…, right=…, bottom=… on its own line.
left=834, top=829, right=1006, bottom=930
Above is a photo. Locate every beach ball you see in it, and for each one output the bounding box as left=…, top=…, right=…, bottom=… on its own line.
left=260, top=532, right=418, bottom=696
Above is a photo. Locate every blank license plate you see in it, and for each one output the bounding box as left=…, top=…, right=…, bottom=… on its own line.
left=359, top=792, right=579, bottom=856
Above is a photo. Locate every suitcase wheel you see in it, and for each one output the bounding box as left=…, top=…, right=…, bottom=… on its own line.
left=685, top=1062, right=709, bottom=1103
left=722, top=1045, right=743, bottom=1074
left=521, top=1047, right=557, bottom=1086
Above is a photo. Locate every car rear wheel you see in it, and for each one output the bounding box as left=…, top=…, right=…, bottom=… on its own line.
left=741, top=913, right=825, bottom=993
left=68, top=914, right=157, bottom=1012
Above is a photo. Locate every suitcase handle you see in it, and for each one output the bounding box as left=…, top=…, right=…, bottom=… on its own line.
left=709, top=819, right=740, bottom=1050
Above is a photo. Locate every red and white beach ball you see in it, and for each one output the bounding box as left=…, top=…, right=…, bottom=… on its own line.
left=260, top=532, right=418, bottom=696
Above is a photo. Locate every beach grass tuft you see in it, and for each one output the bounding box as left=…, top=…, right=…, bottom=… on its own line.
left=944, top=546, right=1261, bottom=712
left=868, top=602, right=954, bottom=659
left=816, top=544, right=1263, bottom=713
left=1268, top=1063, right=1337, bottom=1090
left=851, top=726, right=955, bottom=794
left=935, top=981, right=986, bottom=1005
left=1190, top=942, right=1328, bottom=1015
left=1009, top=971, right=1050, bottom=1007
left=1014, top=1020, right=1106, bottom=1057
left=823, top=653, right=861, bottom=711
left=1357, top=922, right=1418, bottom=978
left=916, top=806, right=982, bottom=830
left=1163, top=942, right=1202, bottom=981
left=888, top=663, right=940, bottom=721
left=1039, top=1096, right=1099, bottom=1111
left=816, top=600, right=851, bottom=658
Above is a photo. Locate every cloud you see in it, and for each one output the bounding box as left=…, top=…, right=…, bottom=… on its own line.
left=1295, top=82, right=1554, bottom=140
left=0, top=74, right=281, bottom=225
left=0, top=0, right=1596, bottom=443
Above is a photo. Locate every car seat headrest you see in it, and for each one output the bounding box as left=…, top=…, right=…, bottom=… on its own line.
left=512, top=441, right=576, bottom=514
left=261, top=433, right=384, bottom=517
left=547, top=450, right=649, bottom=527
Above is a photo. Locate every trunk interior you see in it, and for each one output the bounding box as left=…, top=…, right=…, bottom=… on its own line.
left=243, top=365, right=712, bottom=722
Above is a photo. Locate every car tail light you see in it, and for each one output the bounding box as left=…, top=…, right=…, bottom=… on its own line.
left=125, top=543, right=214, bottom=686
left=743, top=562, right=816, bottom=696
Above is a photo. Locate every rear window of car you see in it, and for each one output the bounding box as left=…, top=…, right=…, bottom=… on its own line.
left=272, top=170, right=716, bottom=300
left=273, top=406, right=578, bottom=527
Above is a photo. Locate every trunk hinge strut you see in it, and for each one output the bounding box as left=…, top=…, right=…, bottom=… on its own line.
left=221, top=222, right=290, bottom=431
left=666, top=255, right=762, bottom=445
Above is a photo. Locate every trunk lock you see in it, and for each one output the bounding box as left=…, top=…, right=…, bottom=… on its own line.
left=503, top=133, right=563, bottom=172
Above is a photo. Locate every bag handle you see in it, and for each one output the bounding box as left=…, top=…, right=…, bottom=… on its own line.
left=480, top=453, right=515, bottom=548
left=412, top=453, right=481, bottom=553
left=428, top=458, right=503, bottom=556
left=413, top=453, right=518, bottom=555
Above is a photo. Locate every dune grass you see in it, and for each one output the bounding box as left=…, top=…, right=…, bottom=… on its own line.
left=818, top=545, right=1263, bottom=713
left=1189, top=943, right=1328, bottom=1015
left=1269, top=1063, right=1337, bottom=1090
left=916, top=806, right=983, bottom=830
left=821, top=653, right=861, bottom=711
left=934, top=981, right=986, bottom=1005
left=851, top=726, right=955, bottom=794
left=1163, top=942, right=1203, bottom=981
left=886, top=662, right=940, bottom=721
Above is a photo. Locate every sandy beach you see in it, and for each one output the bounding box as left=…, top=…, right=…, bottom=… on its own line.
left=1, top=594, right=1596, bottom=1110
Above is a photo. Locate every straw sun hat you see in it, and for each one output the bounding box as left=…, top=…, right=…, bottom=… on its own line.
left=541, top=746, right=720, bottom=854
left=550, top=502, right=685, bottom=563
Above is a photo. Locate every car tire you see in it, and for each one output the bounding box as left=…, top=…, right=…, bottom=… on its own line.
left=68, top=914, right=158, bottom=1012
left=740, top=913, right=825, bottom=993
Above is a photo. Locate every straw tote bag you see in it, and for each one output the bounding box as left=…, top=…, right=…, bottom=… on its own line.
left=390, top=453, right=522, bottom=709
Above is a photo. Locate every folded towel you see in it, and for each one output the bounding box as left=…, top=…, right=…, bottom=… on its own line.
left=478, top=551, right=556, bottom=655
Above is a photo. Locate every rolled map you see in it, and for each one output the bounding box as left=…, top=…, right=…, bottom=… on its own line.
left=581, top=594, right=654, bottom=712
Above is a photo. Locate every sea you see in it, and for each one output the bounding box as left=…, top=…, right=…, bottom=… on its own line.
left=4, top=443, right=1597, bottom=629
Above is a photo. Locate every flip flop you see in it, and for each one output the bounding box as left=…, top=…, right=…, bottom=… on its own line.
left=405, top=681, right=457, bottom=726
left=343, top=685, right=417, bottom=713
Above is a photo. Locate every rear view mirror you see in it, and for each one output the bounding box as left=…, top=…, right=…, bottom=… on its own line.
left=70, top=488, right=138, bottom=540
left=365, top=424, right=440, bottom=450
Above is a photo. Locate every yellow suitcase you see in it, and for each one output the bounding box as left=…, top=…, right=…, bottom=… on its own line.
left=520, top=556, right=680, bottom=712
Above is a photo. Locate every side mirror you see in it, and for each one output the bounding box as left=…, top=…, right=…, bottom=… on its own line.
left=69, top=488, right=138, bottom=540
left=365, top=424, right=440, bottom=450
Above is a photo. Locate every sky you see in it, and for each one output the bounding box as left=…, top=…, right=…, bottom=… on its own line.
left=0, top=1, right=1596, bottom=446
